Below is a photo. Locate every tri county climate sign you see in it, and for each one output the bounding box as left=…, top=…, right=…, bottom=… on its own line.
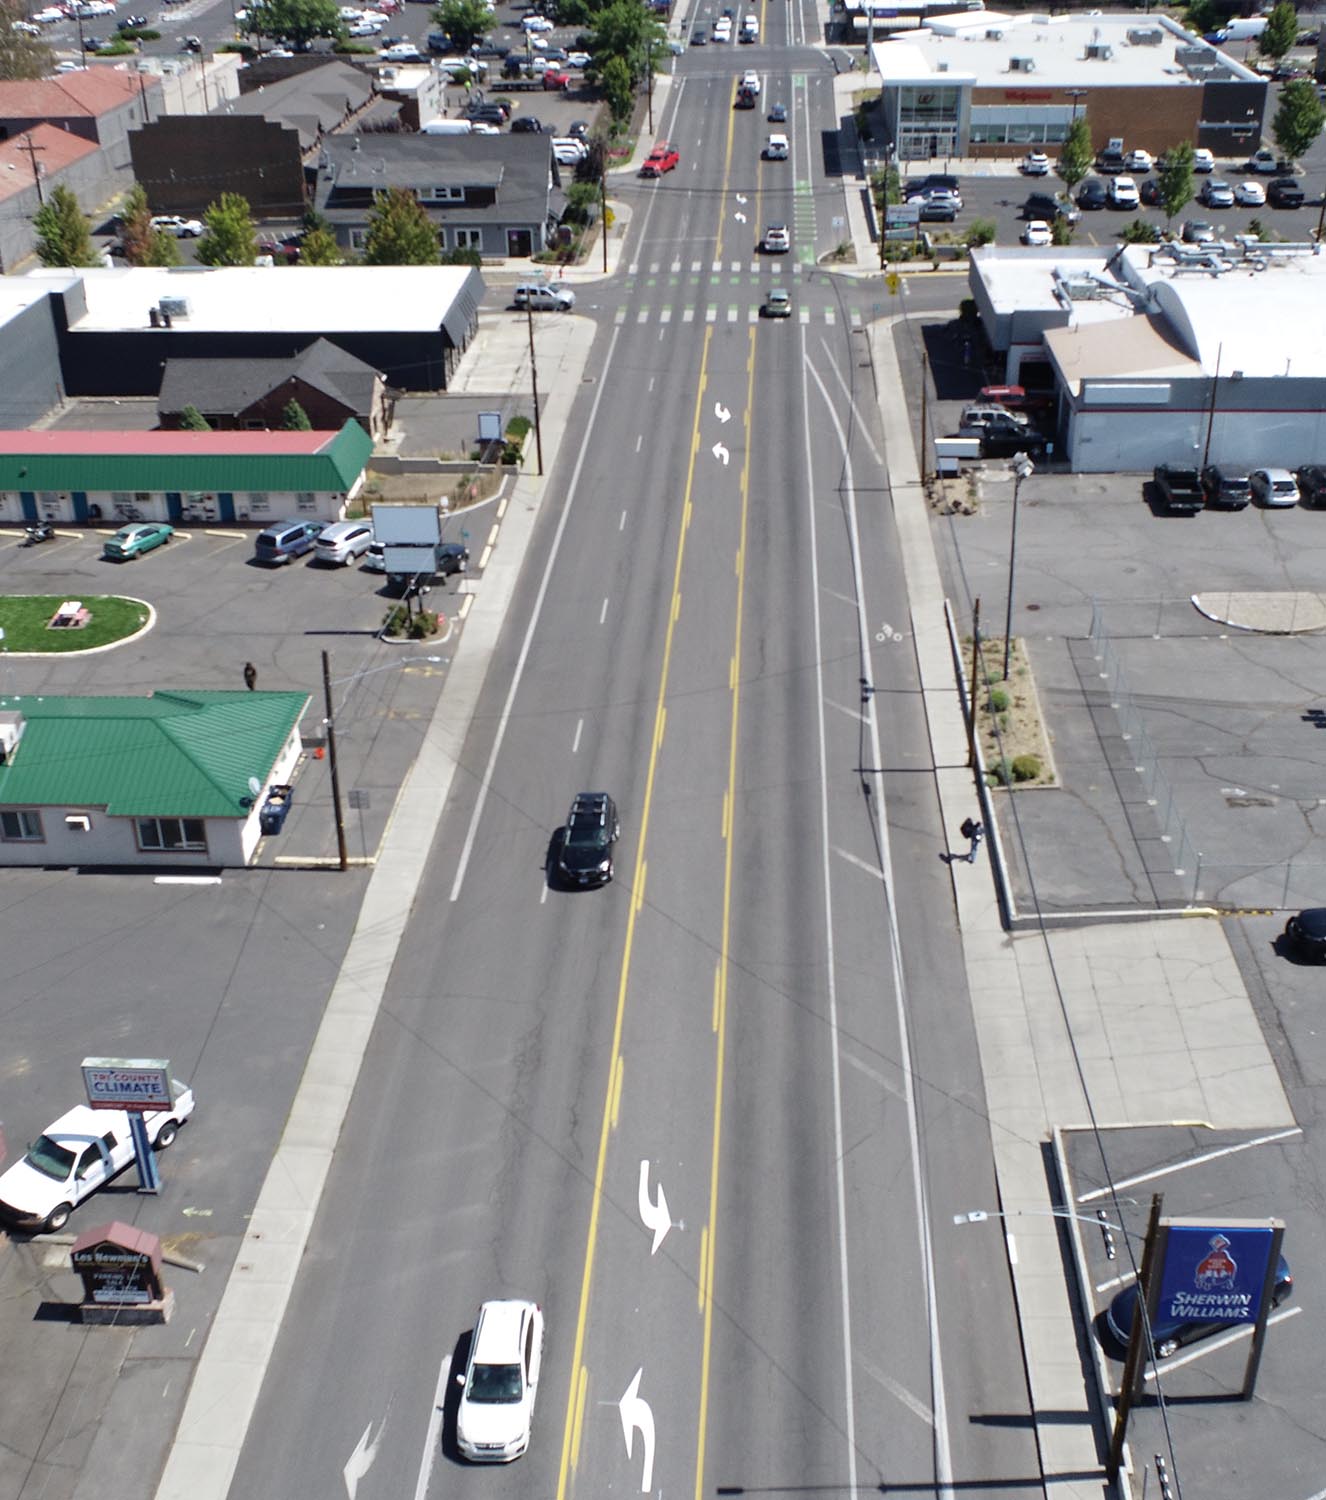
left=81, top=1057, right=173, bottom=1111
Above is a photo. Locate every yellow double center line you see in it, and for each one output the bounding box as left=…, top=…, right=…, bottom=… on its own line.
left=554, top=64, right=764, bottom=1500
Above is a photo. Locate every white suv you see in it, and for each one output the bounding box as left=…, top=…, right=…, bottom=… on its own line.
left=314, top=520, right=375, bottom=565
left=740, top=68, right=761, bottom=94
left=456, top=1300, right=545, bottom=1462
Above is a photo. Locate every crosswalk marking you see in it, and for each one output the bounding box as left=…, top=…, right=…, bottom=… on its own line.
left=671, top=260, right=681, bottom=273
left=615, top=307, right=627, bottom=324
left=611, top=302, right=843, bottom=328
left=727, top=306, right=738, bottom=322
left=799, top=307, right=811, bottom=324
left=825, top=306, right=836, bottom=324
left=730, top=260, right=742, bottom=273
left=706, top=305, right=717, bottom=323
left=748, top=306, right=759, bottom=323
left=638, top=308, right=649, bottom=323
left=691, top=260, right=702, bottom=273
left=660, top=307, right=671, bottom=323
left=649, top=262, right=660, bottom=275
left=712, top=259, right=722, bottom=272
left=683, top=307, right=694, bottom=322
left=850, top=309, right=862, bottom=328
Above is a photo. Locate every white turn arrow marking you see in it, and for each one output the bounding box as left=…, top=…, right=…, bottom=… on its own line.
left=637, top=1159, right=672, bottom=1255
left=712, top=442, right=730, bottom=466
left=618, top=1368, right=656, bottom=1492
left=714, top=403, right=731, bottom=424
left=734, top=211, right=747, bottom=223
left=343, top=1410, right=388, bottom=1500
left=736, top=193, right=747, bottom=203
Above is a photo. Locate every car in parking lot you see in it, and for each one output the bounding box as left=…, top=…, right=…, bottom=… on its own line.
left=1191, top=147, right=1215, bottom=173
left=1140, top=178, right=1162, bottom=206
left=1200, top=178, right=1235, bottom=207
left=1285, top=907, right=1326, bottom=959
left=565, top=49, right=591, bottom=66
left=102, top=521, right=173, bottom=560
left=917, top=190, right=961, bottom=221
left=510, top=116, right=543, bottom=132
left=1250, top=468, right=1300, bottom=507
left=1200, top=464, right=1251, bottom=509
left=1267, top=177, right=1305, bottom=207
left=1234, top=180, right=1266, bottom=206
left=762, top=222, right=790, bottom=252
left=1124, top=148, right=1154, bottom=172
left=556, top=791, right=619, bottom=885
left=150, top=214, right=204, bottom=237
left=1104, top=1255, right=1293, bottom=1358
left=639, top=141, right=679, bottom=176
left=1023, top=191, right=1080, bottom=225
left=368, top=539, right=469, bottom=585
left=1096, top=146, right=1127, bottom=175
left=522, top=12, right=553, bottom=29
left=762, top=287, right=791, bottom=318
left=553, top=137, right=588, bottom=165
left=1020, top=150, right=1050, bottom=175
left=1296, top=465, right=1326, bottom=506
left=254, top=518, right=324, bottom=563
left=1246, top=147, right=1281, bottom=175
left=314, top=520, right=374, bottom=565
left=905, top=173, right=959, bottom=201
left=455, top=1299, right=545, bottom=1463
left=0, top=1086, right=194, bottom=1234
left=1108, top=175, right=1140, bottom=209
left=1076, top=177, right=1108, bottom=209
left=958, top=404, right=1029, bottom=439
left=1021, top=219, right=1052, bottom=246
left=1180, top=218, right=1216, bottom=243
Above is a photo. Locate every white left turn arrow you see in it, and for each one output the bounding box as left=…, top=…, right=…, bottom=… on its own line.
left=637, top=1159, right=672, bottom=1255
left=736, top=193, right=747, bottom=203
left=734, top=211, right=747, bottom=223
left=712, top=442, right=730, bottom=465
left=344, top=1410, right=389, bottom=1500
left=618, top=1368, right=656, bottom=1492
left=714, top=403, right=731, bottom=423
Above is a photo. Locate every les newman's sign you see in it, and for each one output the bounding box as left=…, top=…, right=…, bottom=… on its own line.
left=1002, top=89, right=1054, bottom=101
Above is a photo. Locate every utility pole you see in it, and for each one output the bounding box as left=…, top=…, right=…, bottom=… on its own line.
left=1201, top=339, right=1222, bottom=469
left=600, top=169, right=608, bottom=273
left=646, top=38, right=653, bottom=134
left=1108, top=1194, right=1163, bottom=1482
left=525, top=300, right=545, bottom=476
left=20, top=135, right=46, bottom=206
left=320, top=650, right=349, bottom=872
left=918, top=350, right=929, bottom=483
left=967, top=597, right=981, bottom=766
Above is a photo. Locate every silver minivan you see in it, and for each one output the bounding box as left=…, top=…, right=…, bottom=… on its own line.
left=513, top=283, right=576, bottom=311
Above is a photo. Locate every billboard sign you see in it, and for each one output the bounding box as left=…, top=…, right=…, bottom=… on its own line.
left=371, top=505, right=440, bottom=546
left=81, top=1058, right=172, bottom=1111
left=1155, top=1220, right=1277, bottom=1327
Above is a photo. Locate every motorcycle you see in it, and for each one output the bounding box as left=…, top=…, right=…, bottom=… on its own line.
left=24, top=522, right=55, bottom=545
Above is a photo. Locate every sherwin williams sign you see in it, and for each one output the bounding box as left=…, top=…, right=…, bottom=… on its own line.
left=1156, top=1222, right=1276, bottom=1326
left=81, top=1057, right=172, bottom=1111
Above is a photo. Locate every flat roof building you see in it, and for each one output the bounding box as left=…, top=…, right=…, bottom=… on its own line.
left=871, top=11, right=1266, bottom=161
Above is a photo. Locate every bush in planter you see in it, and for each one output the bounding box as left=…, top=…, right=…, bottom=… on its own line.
left=1011, top=754, right=1042, bottom=782
left=987, top=687, right=1009, bottom=713
left=987, top=757, right=1012, bottom=787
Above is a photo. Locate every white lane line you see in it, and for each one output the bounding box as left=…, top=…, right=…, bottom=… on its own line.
left=449, top=323, right=625, bottom=902
left=841, top=1050, right=905, bottom=1102
left=636, top=434, right=643, bottom=453
left=834, top=846, right=885, bottom=879
left=411, top=1355, right=451, bottom=1500
left=572, top=717, right=583, bottom=753
left=799, top=323, right=860, bottom=1500
left=825, top=697, right=866, bottom=724
left=816, top=335, right=885, bottom=467
left=1076, top=1126, right=1304, bottom=1202
left=859, top=1356, right=934, bottom=1427
left=805, top=342, right=956, bottom=1495
left=619, top=509, right=628, bottom=530
left=599, top=597, right=609, bottom=624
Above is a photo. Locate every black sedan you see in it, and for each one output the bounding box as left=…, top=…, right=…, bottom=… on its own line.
left=1285, top=907, right=1326, bottom=958
left=1106, top=1256, right=1293, bottom=1358
left=1076, top=177, right=1108, bottom=209
left=1297, top=466, right=1326, bottom=507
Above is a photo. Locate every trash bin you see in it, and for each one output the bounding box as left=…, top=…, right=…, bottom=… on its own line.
left=259, top=784, right=293, bottom=835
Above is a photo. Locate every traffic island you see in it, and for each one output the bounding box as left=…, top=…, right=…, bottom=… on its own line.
left=0, top=595, right=152, bottom=654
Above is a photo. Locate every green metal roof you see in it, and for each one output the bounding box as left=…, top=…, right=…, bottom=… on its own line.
left=0, top=422, right=373, bottom=495
left=0, top=690, right=310, bottom=818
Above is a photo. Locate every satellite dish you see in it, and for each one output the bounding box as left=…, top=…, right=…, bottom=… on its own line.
left=248, top=776, right=262, bottom=797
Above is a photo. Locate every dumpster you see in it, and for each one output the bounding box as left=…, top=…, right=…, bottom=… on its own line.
left=259, top=784, right=294, bottom=835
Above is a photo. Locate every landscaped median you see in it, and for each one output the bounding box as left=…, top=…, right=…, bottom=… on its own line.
left=0, top=595, right=152, bottom=653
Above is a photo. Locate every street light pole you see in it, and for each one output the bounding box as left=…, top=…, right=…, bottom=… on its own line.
left=321, top=649, right=349, bottom=872
left=525, top=299, right=545, bottom=475
left=1002, top=452, right=1034, bottom=682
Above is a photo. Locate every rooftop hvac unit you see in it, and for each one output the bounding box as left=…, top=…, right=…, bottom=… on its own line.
left=1084, top=41, right=1114, bottom=59
left=1009, top=55, right=1035, bottom=71
left=159, top=297, right=191, bottom=318
left=1127, top=27, right=1164, bottom=44
left=985, top=28, right=1003, bottom=40
left=937, top=59, right=949, bottom=69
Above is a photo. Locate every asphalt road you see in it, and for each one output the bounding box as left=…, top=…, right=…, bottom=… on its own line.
left=227, top=5, right=1038, bottom=1499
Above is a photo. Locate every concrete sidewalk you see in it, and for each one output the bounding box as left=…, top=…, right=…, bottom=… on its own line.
left=868, top=315, right=1296, bottom=1500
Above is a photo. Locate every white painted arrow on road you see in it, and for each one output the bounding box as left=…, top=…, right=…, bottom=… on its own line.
left=618, top=1368, right=656, bottom=1492
left=714, top=403, right=731, bottom=423
left=734, top=211, right=747, bottom=223
left=343, top=1411, right=388, bottom=1500
left=736, top=193, right=747, bottom=203
left=712, top=443, right=730, bottom=465
left=637, top=1159, right=672, bottom=1255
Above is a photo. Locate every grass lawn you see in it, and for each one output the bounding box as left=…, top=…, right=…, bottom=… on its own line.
left=0, top=595, right=151, bottom=653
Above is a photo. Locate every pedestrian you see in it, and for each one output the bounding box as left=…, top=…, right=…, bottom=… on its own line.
left=243, top=661, right=257, bottom=691
left=959, top=816, right=984, bottom=864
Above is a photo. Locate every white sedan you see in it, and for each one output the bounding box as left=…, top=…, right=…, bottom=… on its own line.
left=1021, top=219, right=1053, bottom=246
left=565, top=49, right=590, bottom=67
left=33, top=7, right=66, bottom=21
left=151, top=213, right=205, bottom=237
left=1234, top=179, right=1266, bottom=206
left=456, top=1300, right=544, bottom=1462
left=347, top=19, right=382, bottom=34
left=0, top=1087, right=194, bottom=1234
left=1020, top=151, right=1050, bottom=175
left=522, top=13, right=553, bottom=29
left=1124, top=148, right=1153, bottom=172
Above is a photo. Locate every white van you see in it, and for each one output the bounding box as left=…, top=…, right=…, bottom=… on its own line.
left=513, top=283, right=576, bottom=311
left=741, top=13, right=758, bottom=39
left=422, top=117, right=473, bottom=134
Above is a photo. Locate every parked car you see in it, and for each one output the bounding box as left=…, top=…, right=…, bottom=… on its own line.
left=1191, top=147, right=1215, bottom=173
left=510, top=116, right=543, bottom=132
left=542, top=69, right=570, bottom=88
left=1250, top=468, right=1300, bottom=507
left=1200, top=464, right=1251, bottom=509
left=103, top=522, right=173, bottom=560
left=905, top=173, right=959, bottom=201
left=1152, top=464, right=1204, bottom=514
left=1096, top=147, right=1127, bottom=175
left=762, top=288, right=792, bottom=318
left=1108, top=175, right=1140, bottom=209
left=1296, top=465, right=1326, bottom=506
left=1020, top=150, right=1050, bottom=175
left=0, top=1086, right=194, bottom=1233
left=1023, top=191, right=1080, bottom=225
left=1124, top=148, right=1153, bottom=172
left=762, top=222, right=790, bottom=252
left=150, top=214, right=204, bottom=238
left=639, top=141, right=679, bottom=177
left=1105, top=1256, right=1292, bottom=1358
left=254, top=518, right=323, bottom=564
left=1284, top=908, right=1326, bottom=959
left=1076, top=177, right=1108, bottom=209
left=521, top=12, right=553, bottom=29
left=314, top=520, right=374, bottom=565
left=556, top=791, right=619, bottom=885
left=1140, top=178, right=1163, bottom=206
left=1246, top=147, right=1280, bottom=174
left=1021, top=219, right=1052, bottom=246
left=1233, top=180, right=1266, bottom=206
left=917, top=191, right=960, bottom=222
left=372, top=539, right=469, bottom=586
left=1180, top=218, right=1216, bottom=243
left=977, top=384, right=1056, bottom=414
left=455, top=1300, right=545, bottom=1463
left=958, top=403, right=1029, bottom=435
left=1199, top=178, right=1234, bottom=208
left=1267, top=177, right=1305, bottom=208
left=565, top=49, right=591, bottom=66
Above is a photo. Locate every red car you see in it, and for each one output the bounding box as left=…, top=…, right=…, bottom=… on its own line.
left=542, top=69, right=570, bottom=89
left=639, top=141, right=679, bottom=177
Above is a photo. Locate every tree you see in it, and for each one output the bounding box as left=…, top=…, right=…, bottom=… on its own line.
left=247, top=0, right=342, bottom=45
left=118, top=183, right=181, bottom=267
left=178, top=405, right=212, bottom=431
left=1057, top=115, right=1092, bottom=191
left=0, top=0, right=54, bottom=79
left=1157, top=140, right=1194, bottom=226
left=196, top=192, right=258, bottom=266
left=362, top=185, right=440, bottom=264
left=587, top=0, right=665, bottom=86
left=1272, top=79, right=1325, bottom=164
left=432, top=0, right=493, bottom=49
left=1119, top=218, right=1160, bottom=243
left=564, top=180, right=600, bottom=225
left=281, top=399, right=312, bottom=430
left=32, top=185, right=99, bottom=268
left=1258, top=0, right=1297, bottom=59
left=600, top=53, right=633, bottom=122
left=298, top=225, right=344, bottom=264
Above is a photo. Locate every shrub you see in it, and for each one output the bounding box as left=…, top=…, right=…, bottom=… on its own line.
left=987, top=687, right=1009, bottom=713
left=964, top=218, right=997, bottom=248
left=506, top=415, right=532, bottom=441
left=1011, top=754, right=1042, bottom=782
left=987, top=759, right=1012, bottom=787
left=1119, top=218, right=1160, bottom=244
left=500, top=440, right=523, bottom=465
